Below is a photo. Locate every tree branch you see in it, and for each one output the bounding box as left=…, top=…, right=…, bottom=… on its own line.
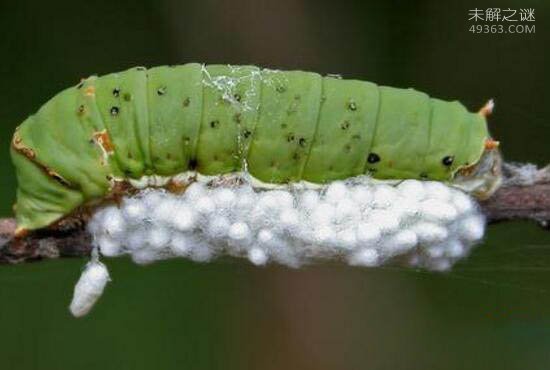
left=1, top=163, right=548, bottom=264
left=479, top=162, right=550, bottom=227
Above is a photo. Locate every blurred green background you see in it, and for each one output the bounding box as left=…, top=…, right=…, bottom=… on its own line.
left=1, top=0, right=549, bottom=369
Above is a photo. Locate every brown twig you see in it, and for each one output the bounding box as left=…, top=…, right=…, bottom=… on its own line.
left=0, top=163, right=548, bottom=264
left=479, top=162, right=550, bottom=227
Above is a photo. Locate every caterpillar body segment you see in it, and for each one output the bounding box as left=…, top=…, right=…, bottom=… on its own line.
left=426, top=99, right=487, bottom=180
left=302, top=78, right=379, bottom=183
left=366, top=86, right=432, bottom=179
left=10, top=147, right=83, bottom=232
left=196, top=64, right=262, bottom=175
left=90, top=68, right=151, bottom=178
left=16, top=93, right=111, bottom=198
left=146, top=64, right=204, bottom=176
left=10, top=64, right=499, bottom=234
left=247, top=70, right=323, bottom=183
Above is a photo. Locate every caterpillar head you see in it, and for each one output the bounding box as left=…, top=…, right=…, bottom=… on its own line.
left=453, top=138, right=503, bottom=200
left=451, top=100, right=503, bottom=199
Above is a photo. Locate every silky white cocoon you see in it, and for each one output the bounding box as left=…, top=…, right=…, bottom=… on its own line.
left=170, top=234, right=194, bottom=255
left=207, top=215, right=231, bottom=238
left=336, top=228, right=357, bottom=249
left=142, top=191, right=164, bottom=209
left=383, top=230, right=418, bottom=256
left=125, top=229, right=148, bottom=251
left=272, top=190, right=295, bottom=209
left=185, top=182, right=206, bottom=200
left=372, top=186, right=398, bottom=209
left=421, top=199, right=458, bottom=223
left=452, top=191, right=475, bottom=214
left=368, top=210, right=400, bottom=234
left=69, top=261, right=110, bottom=317
left=426, top=245, right=446, bottom=259
left=412, top=222, right=449, bottom=245
left=279, top=208, right=301, bottom=234
left=324, top=181, right=348, bottom=204
left=195, top=196, right=216, bottom=215
left=132, top=247, right=164, bottom=265
left=171, top=204, right=196, bottom=231
left=214, top=188, right=237, bottom=210
left=147, top=227, right=171, bottom=249
left=151, top=199, right=178, bottom=224
left=96, top=235, right=121, bottom=257
left=444, top=239, right=466, bottom=258
left=315, top=225, right=334, bottom=243
left=257, top=229, right=275, bottom=245
left=248, top=247, right=268, bottom=266
left=398, top=179, right=426, bottom=200
left=229, top=222, right=252, bottom=242
left=311, top=203, right=336, bottom=225
left=102, top=208, right=126, bottom=239
left=335, top=199, right=361, bottom=224
left=122, top=198, right=147, bottom=221
left=458, top=215, right=486, bottom=242
left=356, top=224, right=382, bottom=245
left=424, top=181, right=453, bottom=201
left=349, top=248, right=380, bottom=267
left=350, top=187, right=372, bottom=207
left=300, top=190, right=320, bottom=210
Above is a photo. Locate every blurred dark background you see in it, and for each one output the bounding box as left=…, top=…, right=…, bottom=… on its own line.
left=0, top=1, right=549, bottom=369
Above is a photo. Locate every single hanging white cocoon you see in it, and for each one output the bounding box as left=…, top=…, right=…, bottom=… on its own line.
left=69, top=258, right=110, bottom=317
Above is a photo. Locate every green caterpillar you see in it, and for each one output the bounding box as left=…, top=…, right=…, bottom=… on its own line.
left=10, top=64, right=501, bottom=235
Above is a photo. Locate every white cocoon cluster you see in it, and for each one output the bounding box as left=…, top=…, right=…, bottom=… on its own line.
left=87, top=176, right=486, bottom=271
